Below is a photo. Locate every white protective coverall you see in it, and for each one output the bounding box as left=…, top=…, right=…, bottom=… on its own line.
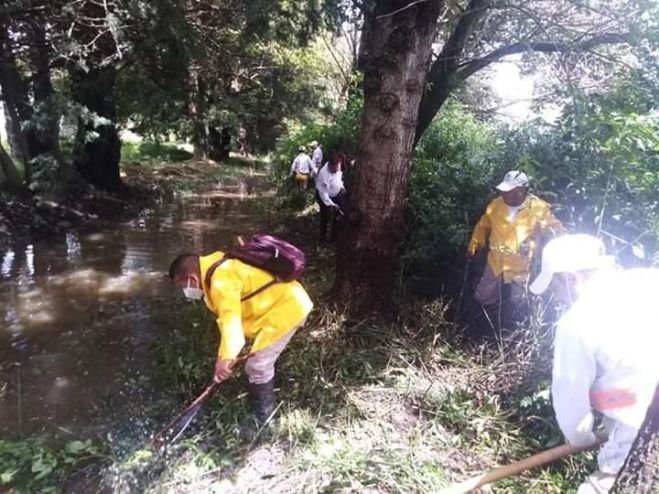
left=552, top=267, right=659, bottom=493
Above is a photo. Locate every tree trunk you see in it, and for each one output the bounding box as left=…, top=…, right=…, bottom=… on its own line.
left=0, top=14, right=31, bottom=173
left=26, top=17, right=60, bottom=159
left=188, top=66, right=208, bottom=160
left=610, top=382, right=659, bottom=492
left=71, top=66, right=122, bottom=191
left=0, top=140, right=23, bottom=190
left=332, top=0, right=443, bottom=315
left=414, top=0, right=489, bottom=145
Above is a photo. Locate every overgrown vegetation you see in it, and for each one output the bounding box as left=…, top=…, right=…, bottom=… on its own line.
left=94, top=293, right=596, bottom=493
left=0, top=438, right=106, bottom=493
left=1, top=0, right=658, bottom=491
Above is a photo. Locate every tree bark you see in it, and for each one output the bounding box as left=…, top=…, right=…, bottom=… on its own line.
left=0, top=14, right=31, bottom=172
left=71, top=66, right=122, bottom=191
left=332, top=0, right=443, bottom=315
left=0, top=140, right=23, bottom=190
left=26, top=16, right=60, bottom=159
left=414, top=0, right=489, bottom=145
left=1, top=13, right=60, bottom=184
left=188, top=65, right=208, bottom=160
left=610, top=382, right=659, bottom=492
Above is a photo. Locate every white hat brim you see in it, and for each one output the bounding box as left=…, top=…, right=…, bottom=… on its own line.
left=530, top=269, right=553, bottom=295
left=496, top=181, right=516, bottom=192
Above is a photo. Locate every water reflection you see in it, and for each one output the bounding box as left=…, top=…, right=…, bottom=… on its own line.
left=1, top=249, right=14, bottom=277
left=0, top=187, right=265, bottom=438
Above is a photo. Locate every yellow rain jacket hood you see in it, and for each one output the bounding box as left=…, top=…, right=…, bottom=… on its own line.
left=199, top=252, right=313, bottom=359
left=467, top=195, right=564, bottom=283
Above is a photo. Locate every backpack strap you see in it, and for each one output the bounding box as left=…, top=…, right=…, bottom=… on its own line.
left=204, top=257, right=280, bottom=302
left=204, top=258, right=228, bottom=292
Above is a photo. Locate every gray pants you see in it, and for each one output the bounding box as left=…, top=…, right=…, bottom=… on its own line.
left=474, top=264, right=527, bottom=307
left=244, top=321, right=304, bottom=384
left=577, top=420, right=638, bottom=493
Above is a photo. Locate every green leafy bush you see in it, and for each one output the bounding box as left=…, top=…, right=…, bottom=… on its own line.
left=403, top=104, right=505, bottom=274
left=0, top=438, right=104, bottom=492
left=501, top=81, right=659, bottom=265
left=273, top=90, right=362, bottom=181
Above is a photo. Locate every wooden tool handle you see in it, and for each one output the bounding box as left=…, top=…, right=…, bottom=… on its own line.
left=439, top=440, right=600, bottom=494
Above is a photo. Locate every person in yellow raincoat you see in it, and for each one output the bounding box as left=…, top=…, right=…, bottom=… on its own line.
left=168, top=250, right=313, bottom=431
left=467, top=170, right=564, bottom=317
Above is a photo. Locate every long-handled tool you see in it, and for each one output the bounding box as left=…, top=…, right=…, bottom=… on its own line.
left=439, top=438, right=603, bottom=494
left=455, top=259, right=472, bottom=320
left=152, top=355, right=248, bottom=450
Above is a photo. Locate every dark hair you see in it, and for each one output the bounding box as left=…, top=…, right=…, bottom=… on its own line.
left=168, top=253, right=199, bottom=279
left=329, top=152, right=346, bottom=167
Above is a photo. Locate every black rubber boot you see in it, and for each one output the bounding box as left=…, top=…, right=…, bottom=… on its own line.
left=235, top=379, right=276, bottom=441
left=248, top=379, right=276, bottom=423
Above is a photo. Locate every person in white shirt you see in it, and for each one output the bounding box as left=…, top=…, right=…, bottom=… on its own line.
left=290, top=146, right=314, bottom=190
left=310, top=140, right=323, bottom=175
left=314, top=153, right=347, bottom=242
left=530, top=234, right=659, bottom=493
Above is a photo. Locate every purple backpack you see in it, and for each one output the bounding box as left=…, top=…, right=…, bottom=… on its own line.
left=204, top=234, right=306, bottom=301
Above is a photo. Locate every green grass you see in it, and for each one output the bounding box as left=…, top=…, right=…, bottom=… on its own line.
left=121, top=141, right=193, bottom=163
left=0, top=286, right=594, bottom=493
left=1, top=171, right=598, bottom=494
left=120, top=153, right=273, bottom=199
left=96, top=293, right=596, bottom=493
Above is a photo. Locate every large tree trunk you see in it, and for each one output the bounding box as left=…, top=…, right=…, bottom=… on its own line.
left=332, top=0, right=443, bottom=315
left=0, top=140, right=23, bottom=190
left=610, top=382, right=659, bottom=492
left=1, top=13, right=61, bottom=184
left=71, top=67, right=122, bottom=191
left=188, top=66, right=208, bottom=160
left=0, top=14, right=31, bottom=174
left=414, top=0, right=489, bottom=145
left=26, top=17, right=60, bottom=159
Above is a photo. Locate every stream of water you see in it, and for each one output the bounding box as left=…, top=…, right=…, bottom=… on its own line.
left=0, top=185, right=270, bottom=440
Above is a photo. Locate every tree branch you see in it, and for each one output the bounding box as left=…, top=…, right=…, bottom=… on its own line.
left=455, top=32, right=631, bottom=81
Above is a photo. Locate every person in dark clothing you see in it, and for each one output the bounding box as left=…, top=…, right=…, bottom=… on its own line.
left=220, top=127, right=231, bottom=161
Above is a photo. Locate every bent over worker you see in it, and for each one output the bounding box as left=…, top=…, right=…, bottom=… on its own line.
left=530, top=234, right=659, bottom=493
left=168, top=251, right=313, bottom=433
left=467, top=170, right=564, bottom=318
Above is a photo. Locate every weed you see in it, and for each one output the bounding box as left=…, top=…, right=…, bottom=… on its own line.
left=0, top=438, right=106, bottom=493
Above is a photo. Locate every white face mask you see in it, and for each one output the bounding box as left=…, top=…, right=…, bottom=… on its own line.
left=182, top=278, right=204, bottom=301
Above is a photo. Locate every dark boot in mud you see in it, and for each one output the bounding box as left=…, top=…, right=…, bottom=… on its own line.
left=235, top=379, right=276, bottom=441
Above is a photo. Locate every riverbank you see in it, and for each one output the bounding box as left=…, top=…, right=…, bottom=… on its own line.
left=0, top=155, right=269, bottom=251
left=0, top=164, right=594, bottom=493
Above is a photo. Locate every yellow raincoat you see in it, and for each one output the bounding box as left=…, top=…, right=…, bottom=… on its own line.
left=199, top=252, right=313, bottom=359
left=467, top=195, right=564, bottom=283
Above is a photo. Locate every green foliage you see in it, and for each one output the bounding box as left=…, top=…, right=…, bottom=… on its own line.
left=402, top=73, right=659, bottom=282
left=501, top=76, right=659, bottom=265
left=403, top=104, right=504, bottom=271
left=0, top=438, right=103, bottom=492
left=274, top=89, right=362, bottom=180
left=120, top=141, right=193, bottom=163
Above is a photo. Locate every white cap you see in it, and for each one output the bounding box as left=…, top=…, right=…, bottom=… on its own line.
left=311, top=140, right=318, bottom=147
left=496, top=170, right=529, bottom=192
left=298, top=145, right=306, bottom=152
left=529, top=234, right=614, bottom=294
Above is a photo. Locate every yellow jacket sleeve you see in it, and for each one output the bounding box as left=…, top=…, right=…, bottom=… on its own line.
left=542, top=209, right=565, bottom=237
left=209, top=273, right=246, bottom=359
left=468, top=212, right=491, bottom=255
left=535, top=202, right=566, bottom=240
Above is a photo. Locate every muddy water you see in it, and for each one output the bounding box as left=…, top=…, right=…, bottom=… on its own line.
left=0, top=185, right=273, bottom=439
